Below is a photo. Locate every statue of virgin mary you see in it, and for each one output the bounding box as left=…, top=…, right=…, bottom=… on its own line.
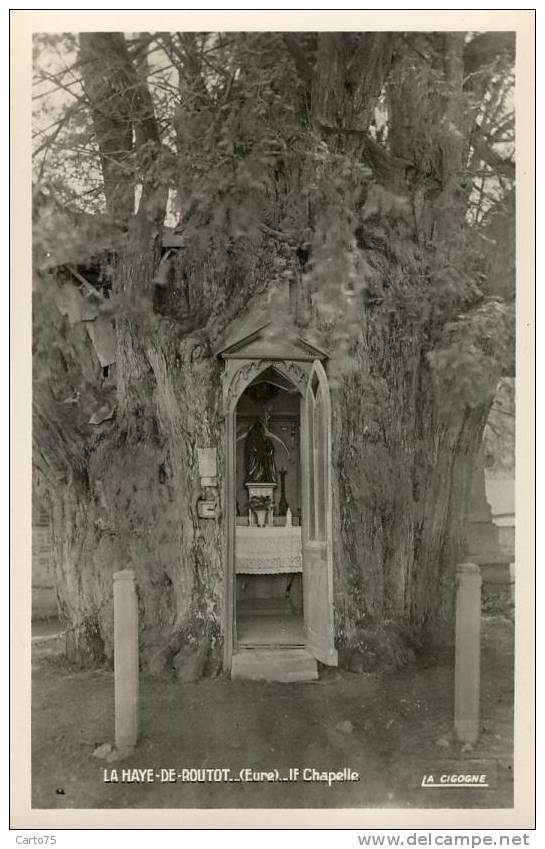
left=244, top=421, right=277, bottom=483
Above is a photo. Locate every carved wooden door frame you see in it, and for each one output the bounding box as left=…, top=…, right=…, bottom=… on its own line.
left=300, top=360, right=337, bottom=665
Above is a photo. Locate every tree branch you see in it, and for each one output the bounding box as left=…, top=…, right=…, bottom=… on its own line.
left=66, top=265, right=107, bottom=303
left=79, top=32, right=167, bottom=227
left=282, top=33, right=314, bottom=84
left=317, top=122, right=412, bottom=179
left=470, top=126, right=516, bottom=181
left=257, top=222, right=300, bottom=247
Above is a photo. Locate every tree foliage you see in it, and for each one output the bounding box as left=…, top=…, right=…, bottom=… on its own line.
left=33, top=30, right=516, bottom=418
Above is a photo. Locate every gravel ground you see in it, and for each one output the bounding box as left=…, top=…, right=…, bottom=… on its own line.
left=31, top=615, right=514, bottom=810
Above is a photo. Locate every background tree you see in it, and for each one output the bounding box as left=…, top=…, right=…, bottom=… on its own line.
left=32, top=30, right=515, bottom=673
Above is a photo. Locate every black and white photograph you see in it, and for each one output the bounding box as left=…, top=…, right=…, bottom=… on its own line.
left=11, top=9, right=535, bottom=830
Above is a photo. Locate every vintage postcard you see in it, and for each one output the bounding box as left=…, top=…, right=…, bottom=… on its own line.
left=10, top=9, right=535, bottom=831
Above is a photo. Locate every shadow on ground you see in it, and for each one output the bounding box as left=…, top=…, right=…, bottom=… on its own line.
left=31, top=616, right=514, bottom=810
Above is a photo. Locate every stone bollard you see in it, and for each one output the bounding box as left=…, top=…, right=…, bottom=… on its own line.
left=114, top=569, right=139, bottom=749
left=454, top=562, right=482, bottom=745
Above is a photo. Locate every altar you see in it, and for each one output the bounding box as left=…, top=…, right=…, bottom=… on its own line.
left=235, top=526, right=302, bottom=574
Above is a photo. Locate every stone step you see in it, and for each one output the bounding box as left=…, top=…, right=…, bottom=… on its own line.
left=231, top=648, right=318, bottom=682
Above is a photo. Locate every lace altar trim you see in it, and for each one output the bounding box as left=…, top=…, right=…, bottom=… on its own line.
left=235, top=554, right=302, bottom=574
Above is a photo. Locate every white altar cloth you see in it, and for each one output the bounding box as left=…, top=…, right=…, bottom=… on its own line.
left=235, top=526, right=302, bottom=574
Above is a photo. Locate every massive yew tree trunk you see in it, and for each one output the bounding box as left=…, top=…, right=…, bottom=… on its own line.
left=33, top=31, right=514, bottom=673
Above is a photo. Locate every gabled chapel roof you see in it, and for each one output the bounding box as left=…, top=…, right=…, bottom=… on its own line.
left=216, top=301, right=329, bottom=362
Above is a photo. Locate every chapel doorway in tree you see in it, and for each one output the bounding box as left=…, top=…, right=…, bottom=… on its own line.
left=219, top=318, right=338, bottom=676
left=234, top=366, right=304, bottom=651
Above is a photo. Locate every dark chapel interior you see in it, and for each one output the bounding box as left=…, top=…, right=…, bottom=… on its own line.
left=234, top=369, right=304, bottom=648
